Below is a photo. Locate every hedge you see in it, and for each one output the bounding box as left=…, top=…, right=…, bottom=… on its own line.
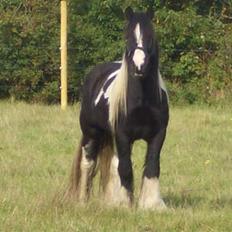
left=0, top=1, right=231, bottom=104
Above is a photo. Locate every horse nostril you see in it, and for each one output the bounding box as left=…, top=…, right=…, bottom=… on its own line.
left=135, top=67, right=143, bottom=77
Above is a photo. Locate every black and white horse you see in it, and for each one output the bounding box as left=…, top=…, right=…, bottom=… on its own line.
left=67, top=7, right=169, bottom=210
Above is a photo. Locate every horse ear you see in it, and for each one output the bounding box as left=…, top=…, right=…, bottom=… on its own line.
left=146, top=8, right=154, bottom=20
left=125, top=7, right=134, bottom=20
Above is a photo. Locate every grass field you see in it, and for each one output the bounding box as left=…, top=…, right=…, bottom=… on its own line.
left=0, top=101, right=231, bottom=231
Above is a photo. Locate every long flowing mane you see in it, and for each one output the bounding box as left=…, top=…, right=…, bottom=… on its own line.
left=108, top=54, right=128, bottom=131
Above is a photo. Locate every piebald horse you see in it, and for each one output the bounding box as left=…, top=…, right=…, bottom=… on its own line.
left=67, top=7, right=169, bottom=210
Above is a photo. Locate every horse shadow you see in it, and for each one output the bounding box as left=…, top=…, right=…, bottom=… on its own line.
left=164, top=191, right=232, bottom=209
left=164, top=191, right=204, bottom=209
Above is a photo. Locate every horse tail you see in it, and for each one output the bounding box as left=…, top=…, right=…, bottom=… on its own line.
left=64, top=137, right=83, bottom=199
left=99, top=143, right=114, bottom=194
left=64, top=137, right=114, bottom=201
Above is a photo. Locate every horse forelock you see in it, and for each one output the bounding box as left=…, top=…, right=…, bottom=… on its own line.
left=125, top=13, right=154, bottom=48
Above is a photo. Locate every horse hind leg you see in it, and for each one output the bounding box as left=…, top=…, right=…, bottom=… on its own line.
left=67, top=136, right=98, bottom=203
left=78, top=138, right=100, bottom=202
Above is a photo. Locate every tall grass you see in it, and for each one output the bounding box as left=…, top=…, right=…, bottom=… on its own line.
left=0, top=101, right=231, bottom=231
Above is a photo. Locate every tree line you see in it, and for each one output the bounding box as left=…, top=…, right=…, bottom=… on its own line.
left=0, top=0, right=231, bottom=104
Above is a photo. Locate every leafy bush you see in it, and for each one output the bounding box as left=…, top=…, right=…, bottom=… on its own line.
left=0, top=1, right=231, bottom=104
left=0, top=1, right=60, bottom=102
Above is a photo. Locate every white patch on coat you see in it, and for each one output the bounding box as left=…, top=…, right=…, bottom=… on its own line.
left=94, top=69, right=120, bottom=105
left=133, top=23, right=145, bottom=70
left=104, top=80, right=114, bottom=100
left=94, top=89, right=104, bottom=105
left=104, top=155, right=131, bottom=207
left=138, top=177, right=167, bottom=210
left=94, top=55, right=128, bottom=131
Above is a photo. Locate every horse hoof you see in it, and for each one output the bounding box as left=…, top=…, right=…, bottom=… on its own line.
left=104, top=194, right=132, bottom=208
left=138, top=198, right=167, bottom=211
left=153, top=199, right=167, bottom=211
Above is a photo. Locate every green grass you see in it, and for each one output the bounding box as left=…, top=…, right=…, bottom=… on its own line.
left=0, top=101, right=231, bottom=231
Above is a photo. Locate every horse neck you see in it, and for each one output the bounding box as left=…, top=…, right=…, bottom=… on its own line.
left=143, top=71, right=161, bottom=104
left=127, top=64, right=161, bottom=106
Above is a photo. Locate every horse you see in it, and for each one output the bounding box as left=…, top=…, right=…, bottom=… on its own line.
left=67, top=7, right=169, bottom=210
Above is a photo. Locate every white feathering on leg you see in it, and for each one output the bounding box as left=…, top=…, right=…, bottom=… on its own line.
left=104, top=155, right=131, bottom=207
left=138, top=177, right=166, bottom=210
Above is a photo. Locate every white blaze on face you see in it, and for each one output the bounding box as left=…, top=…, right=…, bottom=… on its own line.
left=133, top=23, right=145, bottom=71
left=134, top=23, right=143, bottom=47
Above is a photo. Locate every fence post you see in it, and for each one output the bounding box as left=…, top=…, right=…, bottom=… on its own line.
left=60, top=0, right=68, bottom=110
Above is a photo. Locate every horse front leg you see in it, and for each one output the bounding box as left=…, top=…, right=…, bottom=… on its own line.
left=138, top=128, right=167, bottom=210
left=105, top=132, right=133, bottom=207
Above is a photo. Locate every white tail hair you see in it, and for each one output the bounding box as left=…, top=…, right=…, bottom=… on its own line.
left=108, top=54, right=128, bottom=131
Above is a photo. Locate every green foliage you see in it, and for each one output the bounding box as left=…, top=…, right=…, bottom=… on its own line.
left=0, top=1, right=60, bottom=103
left=0, top=1, right=231, bottom=104
left=162, top=3, right=232, bottom=104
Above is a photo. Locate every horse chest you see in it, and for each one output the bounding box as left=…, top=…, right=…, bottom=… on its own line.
left=126, top=105, right=160, bottom=140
